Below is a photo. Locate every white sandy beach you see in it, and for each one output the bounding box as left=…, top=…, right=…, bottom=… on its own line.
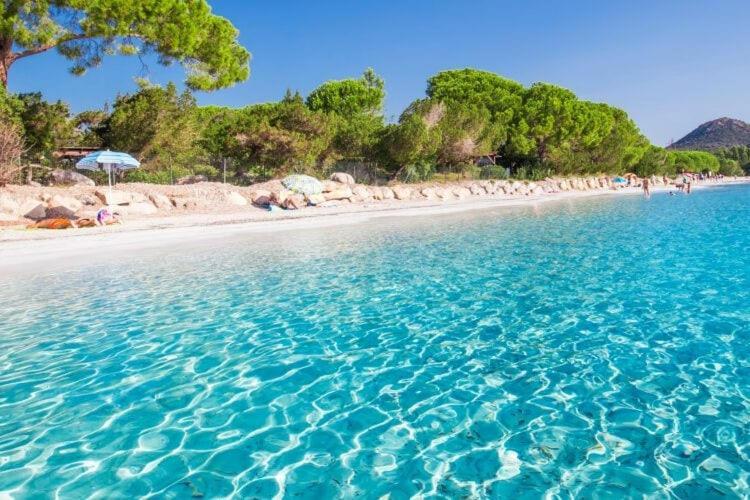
left=1, top=180, right=746, bottom=271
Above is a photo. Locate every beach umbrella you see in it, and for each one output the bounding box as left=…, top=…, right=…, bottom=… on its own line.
left=76, top=150, right=140, bottom=204
left=281, top=174, right=323, bottom=196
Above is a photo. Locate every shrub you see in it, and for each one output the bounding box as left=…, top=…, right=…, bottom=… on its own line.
left=0, top=124, right=24, bottom=186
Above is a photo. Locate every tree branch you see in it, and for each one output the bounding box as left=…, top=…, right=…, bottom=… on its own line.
left=11, top=34, right=91, bottom=61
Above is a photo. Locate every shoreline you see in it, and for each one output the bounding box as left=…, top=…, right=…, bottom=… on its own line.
left=0, top=180, right=747, bottom=270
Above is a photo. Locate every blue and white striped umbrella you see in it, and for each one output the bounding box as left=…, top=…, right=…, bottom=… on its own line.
left=76, top=150, right=141, bottom=171
left=76, top=151, right=140, bottom=206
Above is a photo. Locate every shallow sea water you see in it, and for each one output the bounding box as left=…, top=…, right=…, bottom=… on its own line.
left=0, top=186, right=749, bottom=499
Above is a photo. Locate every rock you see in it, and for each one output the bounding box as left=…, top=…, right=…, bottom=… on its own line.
left=46, top=195, right=82, bottom=219
left=435, top=187, right=452, bottom=200
left=176, top=175, right=208, bottom=185
left=531, top=186, right=545, bottom=196
left=78, top=193, right=99, bottom=206
left=48, top=169, right=95, bottom=186
left=19, top=199, right=47, bottom=220
left=95, top=189, right=146, bottom=206
left=329, top=172, right=355, bottom=185
left=421, top=187, right=438, bottom=200
left=282, top=193, right=306, bottom=210
left=321, top=180, right=340, bottom=192
left=352, top=185, right=373, bottom=201
left=369, top=186, right=384, bottom=201
left=391, top=186, right=412, bottom=200
left=27, top=181, right=41, bottom=187
left=306, top=193, right=326, bottom=205
left=452, top=187, right=472, bottom=199
left=323, top=186, right=353, bottom=201
left=380, top=187, right=395, bottom=200
left=224, top=191, right=248, bottom=206
left=148, top=193, right=172, bottom=210
left=482, top=181, right=498, bottom=195
left=469, top=184, right=486, bottom=196
left=120, top=202, right=157, bottom=215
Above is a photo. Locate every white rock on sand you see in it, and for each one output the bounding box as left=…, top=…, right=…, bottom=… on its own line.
left=392, top=186, right=412, bottom=200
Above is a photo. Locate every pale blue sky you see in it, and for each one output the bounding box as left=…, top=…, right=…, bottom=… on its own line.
left=7, top=0, right=750, bottom=145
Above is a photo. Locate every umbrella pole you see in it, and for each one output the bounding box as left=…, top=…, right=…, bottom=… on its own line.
left=108, top=165, right=113, bottom=208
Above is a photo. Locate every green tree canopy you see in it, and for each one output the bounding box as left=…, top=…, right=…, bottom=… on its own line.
left=0, top=0, right=250, bottom=90
left=220, top=99, right=335, bottom=177
left=16, top=92, right=77, bottom=160
left=306, top=68, right=385, bottom=116
left=426, top=69, right=523, bottom=150
left=100, top=82, right=204, bottom=170
left=306, top=69, right=385, bottom=160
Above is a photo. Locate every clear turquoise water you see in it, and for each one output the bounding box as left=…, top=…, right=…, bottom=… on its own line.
left=1, top=186, right=749, bottom=499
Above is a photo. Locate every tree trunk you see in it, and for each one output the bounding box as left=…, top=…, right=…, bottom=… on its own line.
left=0, top=36, right=12, bottom=88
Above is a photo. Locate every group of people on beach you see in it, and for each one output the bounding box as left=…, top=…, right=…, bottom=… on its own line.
left=27, top=208, right=122, bottom=230
left=641, top=171, right=728, bottom=198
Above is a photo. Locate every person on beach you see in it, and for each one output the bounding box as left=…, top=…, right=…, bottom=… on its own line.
left=642, top=176, right=651, bottom=198
left=95, top=208, right=123, bottom=226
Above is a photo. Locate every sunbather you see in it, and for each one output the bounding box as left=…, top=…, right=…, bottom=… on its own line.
left=95, top=208, right=122, bottom=226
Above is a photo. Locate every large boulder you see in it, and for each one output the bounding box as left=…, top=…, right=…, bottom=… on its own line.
left=19, top=199, right=47, bottom=220
left=77, top=193, right=99, bottom=206
left=468, top=184, right=486, bottom=196
left=306, top=193, right=326, bottom=205
left=380, top=187, right=395, bottom=200
left=148, top=193, right=173, bottom=210
left=95, top=189, right=147, bottom=206
left=369, top=186, right=384, bottom=201
left=482, top=181, right=498, bottom=195
left=452, top=187, right=472, bottom=199
left=421, top=187, right=438, bottom=200
left=352, top=185, right=373, bottom=202
left=329, top=172, right=355, bottom=185
left=391, top=186, right=412, bottom=200
left=435, top=187, right=452, bottom=200
left=323, top=186, right=353, bottom=201
left=46, top=195, right=82, bottom=219
left=48, top=169, right=95, bottom=187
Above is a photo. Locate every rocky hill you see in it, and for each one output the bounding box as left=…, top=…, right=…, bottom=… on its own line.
left=670, top=117, right=750, bottom=150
